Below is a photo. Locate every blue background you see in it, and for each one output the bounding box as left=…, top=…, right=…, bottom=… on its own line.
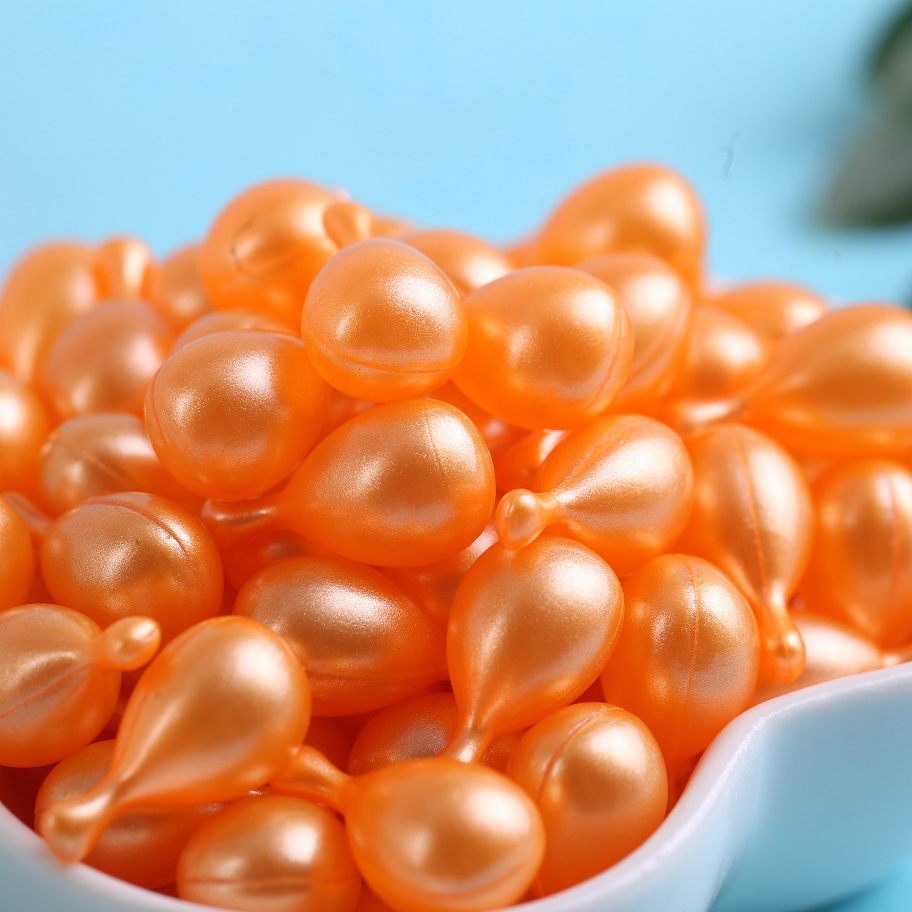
left=2, top=2, right=912, bottom=909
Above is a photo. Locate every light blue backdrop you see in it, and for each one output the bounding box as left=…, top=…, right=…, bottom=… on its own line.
left=2, top=2, right=912, bottom=910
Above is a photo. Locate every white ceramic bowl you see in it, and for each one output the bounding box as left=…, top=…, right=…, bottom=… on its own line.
left=3, top=661, right=912, bottom=912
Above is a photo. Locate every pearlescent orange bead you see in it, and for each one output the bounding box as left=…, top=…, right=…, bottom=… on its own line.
left=0, top=369, right=49, bottom=498
left=802, top=460, right=912, bottom=649
left=41, top=301, right=174, bottom=420
left=577, top=253, right=692, bottom=411
left=496, top=414, right=693, bottom=577
left=36, top=739, right=221, bottom=889
left=171, top=310, right=295, bottom=352
left=401, top=229, right=512, bottom=297
left=507, top=702, right=667, bottom=895
left=751, top=613, right=885, bottom=706
left=0, top=242, right=97, bottom=383
left=0, top=606, right=160, bottom=767
left=302, top=239, right=467, bottom=402
left=0, top=495, right=34, bottom=610
left=177, top=795, right=362, bottom=912
left=454, top=267, right=633, bottom=430
left=733, top=303, right=912, bottom=456
left=148, top=244, right=214, bottom=330
left=710, top=281, right=827, bottom=352
left=535, top=164, right=705, bottom=290
left=93, top=236, right=155, bottom=300
left=146, top=330, right=328, bottom=500
left=203, top=398, right=495, bottom=568
left=680, top=424, right=812, bottom=682
left=348, top=692, right=522, bottom=775
left=37, top=413, right=200, bottom=516
left=41, top=492, right=223, bottom=644
left=444, top=537, right=624, bottom=762
left=38, top=616, right=311, bottom=863
left=234, top=555, right=447, bottom=716
left=200, top=179, right=340, bottom=326
left=600, top=554, right=760, bottom=768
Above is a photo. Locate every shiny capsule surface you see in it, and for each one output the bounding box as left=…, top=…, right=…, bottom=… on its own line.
left=0, top=495, right=34, bottom=610
left=401, top=229, right=512, bottom=298
left=0, top=370, right=50, bottom=497
left=147, top=244, right=214, bottom=329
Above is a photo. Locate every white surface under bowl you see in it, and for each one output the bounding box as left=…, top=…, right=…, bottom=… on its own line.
left=3, top=661, right=912, bottom=912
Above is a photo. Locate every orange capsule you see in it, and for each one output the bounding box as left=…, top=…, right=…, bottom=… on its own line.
left=37, top=412, right=201, bottom=516
left=507, top=702, right=668, bottom=895
left=38, top=616, right=311, bottom=863
left=36, top=739, right=221, bottom=889
left=0, top=242, right=97, bottom=383
left=41, top=492, right=223, bottom=645
left=600, top=554, right=760, bottom=769
left=41, top=301, right=174, bottom=421
left=92, top=236, right=155, bottom=300
left=731, top=304, right=912, bottom=457
left=496, top=414, right=693, bottom=577
left=146, top=330, right=328, bottom=501
left=0, top=495, right=33, bottom=610
left=681, top=424, right=812, bottom=682
left=302, top=239, right=467, bottom=402
left=349, top=691, right=522, bottom=775
left=204, top=398, right=495, bottom=568
left=401, top=229, right=512, bottom=298
left=0, top=605, right=159, bottom=768
left=171, top=310, right=295, bottom=352
left=147, top=244, right=214, bottom=330
left=272, top=751, right=545, bottom=912
left=234, top=555, right=447, bottom=716
left=709, top=281, right=827, bottom=352
left=0, top=370, right=49, bottom=498
left=802, top=460, right=912, bottom=648
left=444, top=537, right=624, bottom=763
left=493, top=429, right=566, bottom=493
left=751, top=613, right=886, bottom=706
left=454, top=266, right=633, bottom=430
left=535, top=164, right=705, bottom=290
left=577, top=253, right=692, bottom=411
left=200, top=178, right=340, bottom=326
left=323, top=200, right=376, bottom=248
left=177, top=795, right=362, bottom=912
left=223, top=530, right=317, bottom=592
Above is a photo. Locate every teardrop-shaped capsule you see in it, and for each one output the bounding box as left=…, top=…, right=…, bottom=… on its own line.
left=37, top=413, right=201, bottom=516
left=535, top=164, right=705, bottom=290
left=92, top=236, right=155, bottom=300
left=577, top=253, right=692, bottom=411
left=0, top=494, right=34, bottom=610
left=496, top=414, right=693, bottom=577
left=751, top=613, right=886, bottom=707
left=234, top=555, right=447, bottom=715
left=401, top=229, right=512, bottom=298
left=454, top=266, right=633, bottom=430
left=272, top=750, right=545, bottom=912
left=177, top=795, right=362, bottom=912
left=709, top=281, right=827, bottom=352
left=802, top=459, right=912, bottom=648
left=36, top=739, right=222, bottom=889
left=680, top=424, right=812, bottom=682
left=600, top=554, right=760, bottom=770
left=147, top=244, right=214, bottom=330
left=0, top=243, right=97, bottom=383
left=204, top=399, right=495, bottom=568
left=38, top=616, right=311, bottom=863
left=444, top=537, right=624, bottom=763
left=0, top=370, right=50, bottom=498
left=41, top=301, right=174, bottom=420
left=146, top=330, right=329, bottom=501
left=732, top=304, right=912, bottom=456
left=0, top=605, right=160, bottom=767
left=349, top=692, right=522, bottom=775
left=200, top=179, right=340, bottom=327
left=507, top=702, right=668, bottom=895
left=41, top=492, right=223, bottom=645
left=302, top=239, right=467, bottom=402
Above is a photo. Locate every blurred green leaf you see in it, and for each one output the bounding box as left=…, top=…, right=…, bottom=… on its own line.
left=871, top=1, right=912, bottom=103
left=820, top=104, right=912, bottom=226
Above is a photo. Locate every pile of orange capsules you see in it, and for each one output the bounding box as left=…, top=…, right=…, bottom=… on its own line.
left=2, top=163, right=912, bottom=912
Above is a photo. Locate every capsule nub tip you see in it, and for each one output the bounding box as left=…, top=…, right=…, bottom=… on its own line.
left=495, top=489, right=549, bottom=550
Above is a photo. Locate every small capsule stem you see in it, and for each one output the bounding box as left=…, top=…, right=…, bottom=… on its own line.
left=270, top=745, right=348, bottom=812
left=495, top=490, right=556, bottom=550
